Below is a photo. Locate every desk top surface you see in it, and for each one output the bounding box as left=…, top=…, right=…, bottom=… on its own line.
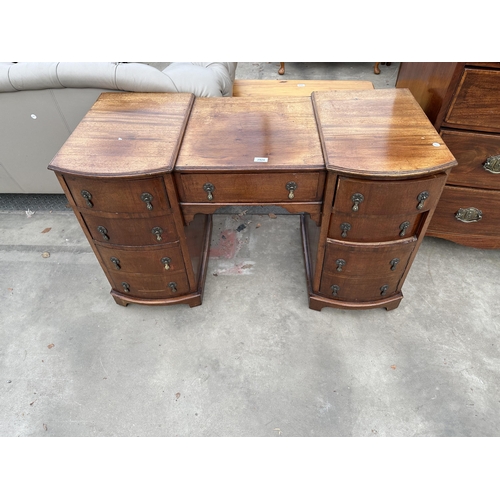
left=313, top=89, right=457, bottom=177
left=50, top=89, right=456, bottom=179
left=49, top=92, right=194, bottom=177
left=175, top=96, right=325, bottom=172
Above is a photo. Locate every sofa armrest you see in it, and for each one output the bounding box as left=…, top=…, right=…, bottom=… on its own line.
left=163, top=62, right=237, bottom=97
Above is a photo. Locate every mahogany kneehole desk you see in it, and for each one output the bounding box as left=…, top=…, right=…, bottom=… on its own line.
left=49, top=90, right=456, bottom=311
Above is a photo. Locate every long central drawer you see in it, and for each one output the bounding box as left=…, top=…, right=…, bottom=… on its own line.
left=175, top=171, right=326, bottom=204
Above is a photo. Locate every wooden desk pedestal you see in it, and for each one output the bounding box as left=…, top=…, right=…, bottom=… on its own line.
left=49, top=90, right=456, bottom=311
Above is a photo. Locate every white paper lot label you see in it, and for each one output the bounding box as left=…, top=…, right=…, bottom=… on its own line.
left=254, top=157, right=268, bottom=162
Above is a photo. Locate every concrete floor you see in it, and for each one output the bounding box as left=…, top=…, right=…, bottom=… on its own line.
left=1, top=62, right=499, bottom=437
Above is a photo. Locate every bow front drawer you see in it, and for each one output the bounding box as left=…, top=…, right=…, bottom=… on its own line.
left=82, top=213, right=178, bottom=246
left=332, top=174, right=447, bottom=216
left=109, top=270, right=190, bottom=300
left=65, top=175, right=171, bottom=213
left=319, top=273, right=402, bottom=302
left=95, top=242, right=185, bottom=274
left=323, top=237, right=417, bottom=277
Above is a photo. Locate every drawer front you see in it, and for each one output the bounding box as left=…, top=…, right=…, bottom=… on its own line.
left=323, top=238, right=417, bottom=277
left=95, top=242, right=185, bottom=274
left=428, top=185, right=500, bottom=239
left=319, top=273, right=402, bottom=302
left=444, top=69, right=500, bottom=132
left=328, top=212, right=423, bottom=242
left=333, top=174, right=447, bottom=216
left=83, top=213, right=178, bottom=246
left=109, top=270, right=190, bottom=299
left=177, top=172, right=325, bottom=203
left=440, top=130, right=500, bottom=189
left=65, top=175, right=170, bottom=213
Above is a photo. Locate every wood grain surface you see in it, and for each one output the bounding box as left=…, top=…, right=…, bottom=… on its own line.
left=444, top=69, right=500, bottom=132
left=49, top=92, right=194, bottom=177
left=232, top=79, right=374, bottom=97
left=175, top=97, right=325, bottom=171
left=395, top=62, right=461, bottom=126
left=312, top=89, right=457, bottom=177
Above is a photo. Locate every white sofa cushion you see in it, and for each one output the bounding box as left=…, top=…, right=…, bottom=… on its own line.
left=0, top=62, right=237, bottom=96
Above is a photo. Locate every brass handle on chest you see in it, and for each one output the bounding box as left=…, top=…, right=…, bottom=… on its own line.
left=399, top=221, right=410, bottom=237
left=340, top=222, right=351, bottom=238
left=380, top=285, right=389, bottom=296
left=286, top=181, right=297, bottom=199
left=97, top=225, right=109, bottom=241
left=141, top=192, right=153, bottom=210
left=152, top=226, right=163, bottom=241
left=351, top=193, right=364, bottom=212
left=81, top=190, right=93, bottom=208
left=110, top=257, right=121, bottom=270
left=483, top=154, right=500, bottom=174
left=390, top=258, right=400, bottom=271
left=168, top=282, right=177, bottom=293
left=203, top=183, right=215, bottom=201
left=336, top=259, right=346, bottom=272
left=122, top=282, right=130, bottom=293
left=417, top=191, right=429, bottom=210
left=455, top=207, right=483, bottom=223
left=161, top=257, right=171, bottom=270
left=331, top=285, right=340, bottom=297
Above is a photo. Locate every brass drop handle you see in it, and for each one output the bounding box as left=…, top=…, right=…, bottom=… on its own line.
left=455, top=207, right=483, bottom=223
left=141, top=192, right=153, bottom=210
left=331, top=285, right=340, bottom=297
left=161, top=257, right=171, bottom=270
left=81, top=190, right=93, bottom=208
left=286, top=181, right=297, bottom=199
left=203, top=183, right=215, bottom=201
left=168, top=282, right=177, bottom=293
left=483, top=154, right=500, bottom=174
left=380, top=285, right=389, bottom=296
left=152, top=226, right=163, bottom=241
left=399, top=221, right=410, bottom=237
left=417, top=191, right=429, bottom=210
left=390, top=258, right=400, bottom=271
left=110, top=257, right=121, bottom=270
left=340, top=222, right=351, bottom=238
left=336, top=259, right=346, bottom=272
left=122, top=282, right=130, bottom=293
left=351, top=193, right=364, bottom=212
left=97, top=225, right=109, bottom=241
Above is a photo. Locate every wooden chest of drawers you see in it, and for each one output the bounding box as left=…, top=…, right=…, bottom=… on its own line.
left=49, top=89, right=456, bottom=311
left=49, top=93, right=212, bottom=307
left=396, top=62, right=500, bottom=249
left=304, top=89, right=456, bottom=311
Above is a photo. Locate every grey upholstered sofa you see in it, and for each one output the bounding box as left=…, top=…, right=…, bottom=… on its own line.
left=0, top=62, right=237, bottom=193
